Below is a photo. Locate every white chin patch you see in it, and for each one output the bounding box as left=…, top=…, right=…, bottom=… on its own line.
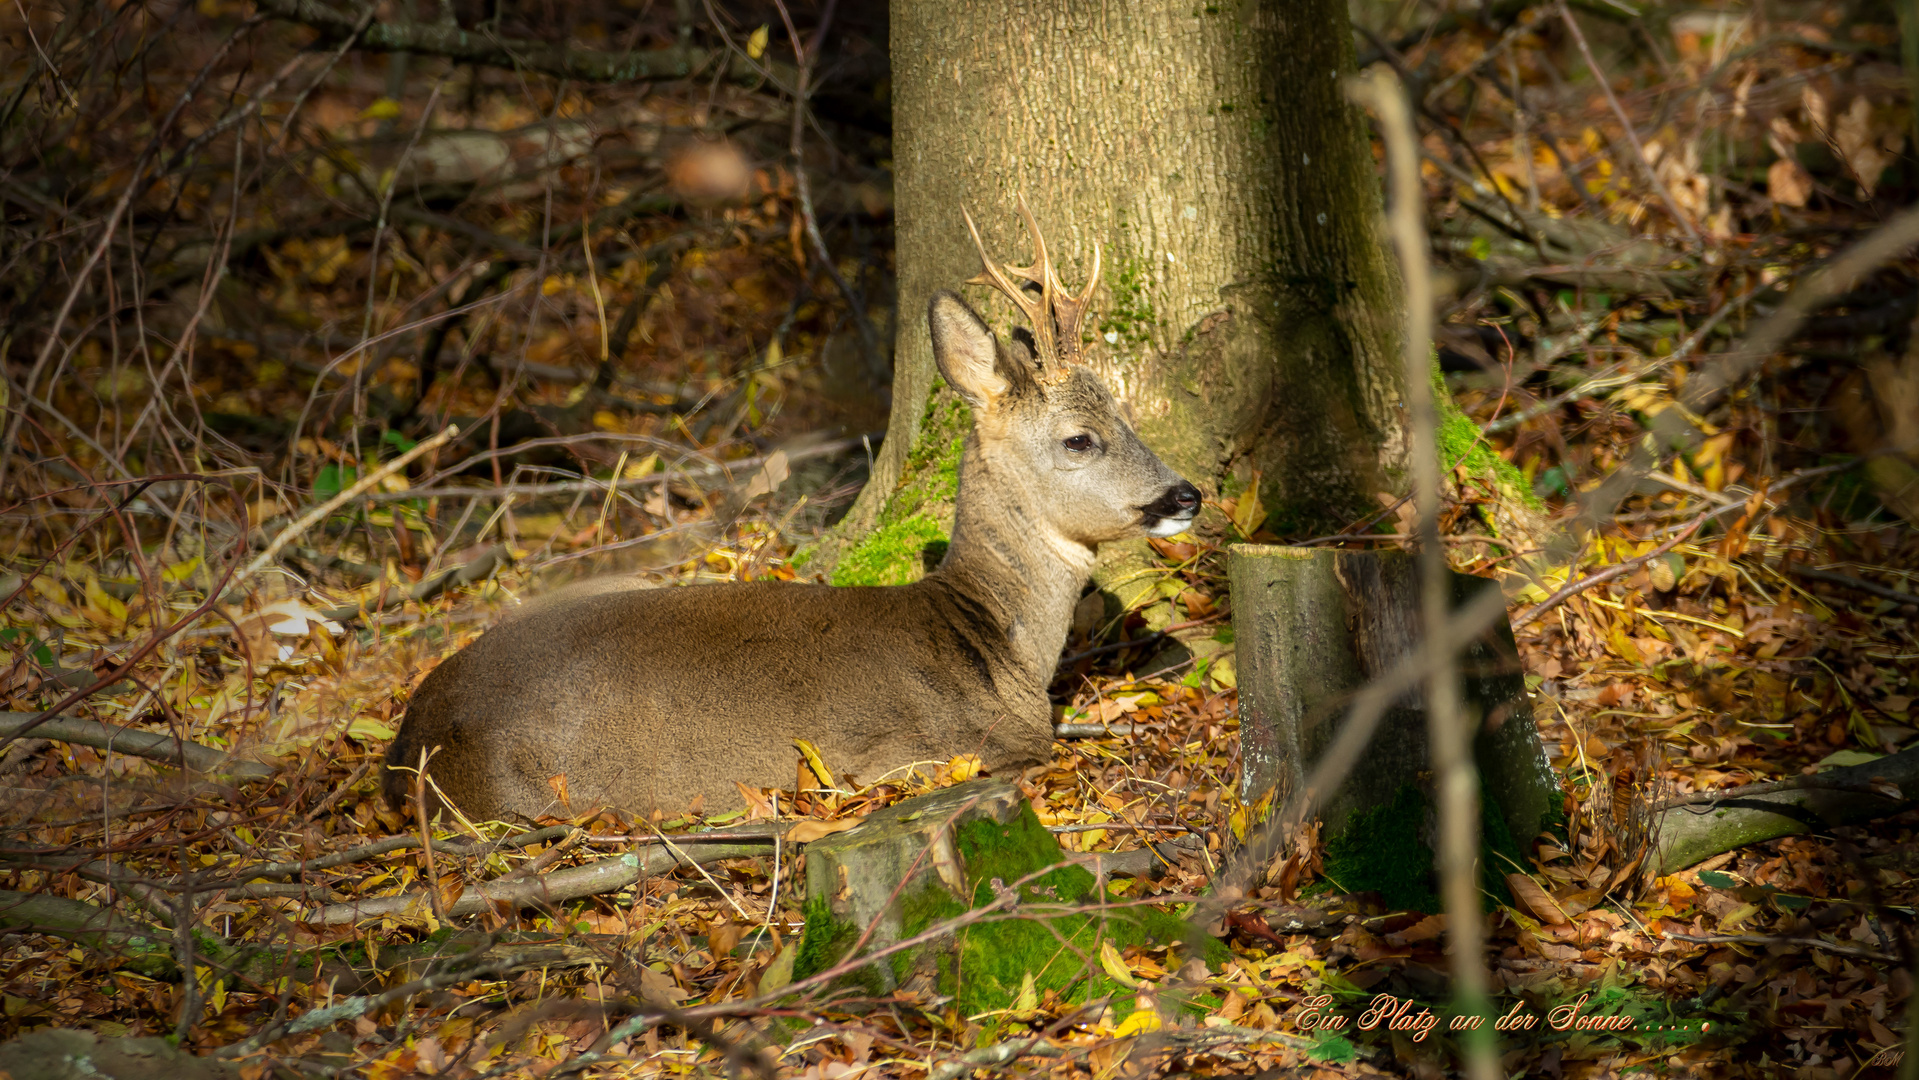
left=1147, top=515, right=1196, bottom=539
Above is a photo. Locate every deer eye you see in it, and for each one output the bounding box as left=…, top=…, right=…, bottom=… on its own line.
left=1062, top=434, right=1094, bottom=453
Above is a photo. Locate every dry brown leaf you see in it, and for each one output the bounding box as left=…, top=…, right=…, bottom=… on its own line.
left=785, top=816, right=865, bottom=844
left=1833, top=97, right=1901, bottom=196
left=433, top=872, right=466, bottom=915
left=708, top=919, right=745, bottom=959
left=636, top=963, right=689, bottom=1006
left=734, top=782, right=777, bottom=820
left=1390, top=914, right=1448, bottom=944
left=1507, top=873, right=1571, bottom=925
left=1768, top=157, right=1813, bottom=207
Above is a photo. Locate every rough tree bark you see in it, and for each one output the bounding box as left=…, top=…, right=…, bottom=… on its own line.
left=806, top=0, right=1421, bottom=589
left=1229, top=544, right=1559, bottom=909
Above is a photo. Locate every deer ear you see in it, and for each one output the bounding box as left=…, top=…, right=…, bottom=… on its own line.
left=929, top=291, right=1009, bottom=409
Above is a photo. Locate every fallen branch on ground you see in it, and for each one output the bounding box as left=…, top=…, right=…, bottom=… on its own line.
left=0, top=890, right=181, bottom=978
left=303, top=836, right=771, bottom=924
left=0, top=712, right=276, bottom=780
left=251, top=0, right=802, bottom=88
left=1661, top=931, right=1898, bottom=963
left=1652, top=744, right=1918, bottom=874
left=362, top=433, right=876, bottom=504
left=0, top=882, right=631, bottom=984
left=244, top=425, right=458, bottom=577
left=215, top=824, right=575, bottom=883
left=1685, top=201, right=1919, bottom=410
left=1782, top=564, right=1918, bottom=606
left=315, top=543, right=507, bottom=623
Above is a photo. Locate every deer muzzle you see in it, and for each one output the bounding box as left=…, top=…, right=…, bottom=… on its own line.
left=1141, top=480, right=1202, bottom=538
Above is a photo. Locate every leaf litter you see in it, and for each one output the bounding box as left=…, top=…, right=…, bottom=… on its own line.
left=2, top=0, right=1918, bottom=1077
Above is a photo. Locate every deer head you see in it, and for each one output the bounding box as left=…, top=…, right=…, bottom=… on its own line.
left=931, top=198, right=1199, bottom=556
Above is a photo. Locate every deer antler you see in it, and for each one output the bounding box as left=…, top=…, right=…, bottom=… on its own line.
left=961, top=194, right=1102, bottom=384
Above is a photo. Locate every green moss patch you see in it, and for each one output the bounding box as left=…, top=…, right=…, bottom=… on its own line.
left=1097, top=254, right=1158, bottom=349
left=1430, top=359, right=1541, bottom=514
left=829, top=513, right=949, bottom=586
left=792, top=802, right=1224, bottom=1017
left=1319, top=784, right=1537, bottom=913
left=1322, top=784, right=1441, bottom=913
left=793, top=895, right=886, bottom=997
left=827, top=383, right=970, bottom=586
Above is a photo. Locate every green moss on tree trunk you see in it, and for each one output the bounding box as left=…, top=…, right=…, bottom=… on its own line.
left=1316, top=784, right=1532, bottom=913
left=812, top=383, right=970, bottom=585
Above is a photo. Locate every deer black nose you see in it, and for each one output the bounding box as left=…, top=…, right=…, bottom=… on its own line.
left=1144, top=481, right=1201, bottom=519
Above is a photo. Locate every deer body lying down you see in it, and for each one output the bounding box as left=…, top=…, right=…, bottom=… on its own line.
left=384, top=206, right=1200, bottom=821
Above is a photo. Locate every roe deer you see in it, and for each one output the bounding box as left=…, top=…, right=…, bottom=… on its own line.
left=383, top=200, right=1201, bottom=821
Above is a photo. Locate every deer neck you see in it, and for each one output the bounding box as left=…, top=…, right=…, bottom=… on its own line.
left=932, top=436, right=1094, bottom=682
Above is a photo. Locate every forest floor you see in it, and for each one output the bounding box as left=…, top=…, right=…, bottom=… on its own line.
left=2, top=0, right=1918, bottom=1078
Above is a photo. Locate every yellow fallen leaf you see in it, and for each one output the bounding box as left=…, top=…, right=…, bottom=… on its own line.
left=1718, top=902, right=1761, bottom=932
left=1112, top=1003, right=1162, bottom=1037
left=1010, top=970, right=1039, bottom=1019
left=793, top=737, right=836, bottom=790
left=84, top=575, right=128, bottom=623
left=1229, top=471, right=1265, bottom=537
left=1209, top=655, right=1236, bottom=689
left=162, top=555, right=204, bottom=583
left=360, top=97, right=402, bottom=121
left=942, top=754, right=982, bottom=783
left=346, top=716, right=398, bottom=742
left=1099, top=940, right=1140, bottom=989
left=784, top=816, right=864, bottom=844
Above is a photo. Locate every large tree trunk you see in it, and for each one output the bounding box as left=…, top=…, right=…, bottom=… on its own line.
left=807, top=0, right=1412, bottom=585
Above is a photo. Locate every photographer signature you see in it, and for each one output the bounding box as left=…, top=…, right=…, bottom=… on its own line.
left=1865, top=1047, right=1905, bottom=1070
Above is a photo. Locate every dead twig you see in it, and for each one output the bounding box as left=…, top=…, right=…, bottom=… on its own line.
left=366, top=433, right=873, bottom=503
left=301, top=839, right=769, bottom=925
left=1486, top=286, right=1760, bottom=435
left=1686, top=202, right=1919, bottom=410
left=244, top=424, right=458, bottom=577
left=1352, top=65, right=1500, bottom=1080
left=1662, top=932, right=1897, bottom=963
left=1556, top=0, right=1699, bottom=243
left=1781, top=565, right=1917, bottom=606
left=251, top=0, right=802, bottom=88
left=315, top=543, right=507, bottom=624
left=1511, top=507, right=1711, bottom=629
left=0, top=712, right=276, bottom=780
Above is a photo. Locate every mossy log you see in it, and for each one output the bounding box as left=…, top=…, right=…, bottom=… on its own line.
left=789, top=779, right=1219, bottom=1015
left=1228, top=544, right=1558, bottom=910
left=1652, top=744, right=1919, bottom=873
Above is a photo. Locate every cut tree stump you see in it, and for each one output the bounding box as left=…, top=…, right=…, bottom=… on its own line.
left=1228, top=544, right=1558, bottom=910
left=785, top=778, right=1216, bottom=1014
